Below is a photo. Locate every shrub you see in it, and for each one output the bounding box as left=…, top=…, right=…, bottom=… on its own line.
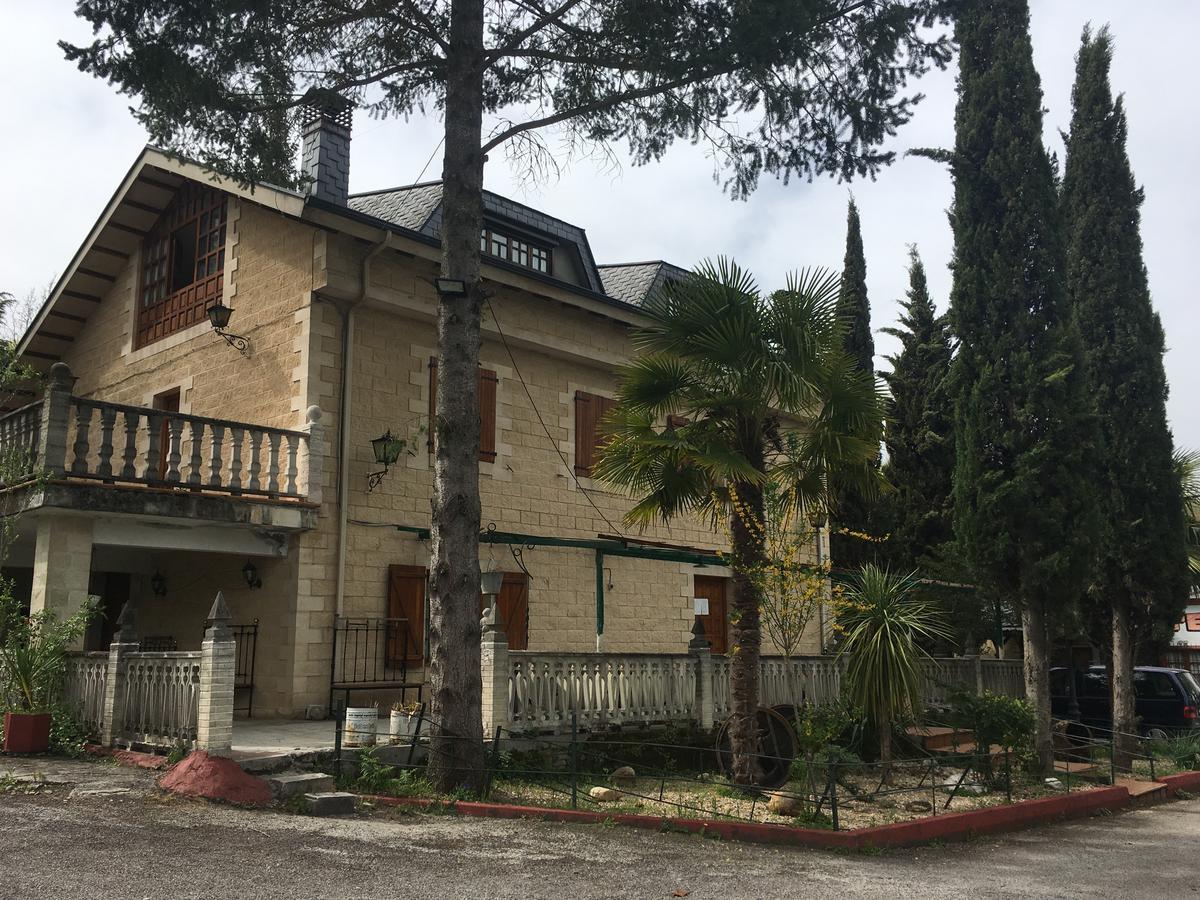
left=0, top=589, right=92, bottom=713
left=951, top=690, right=1035, bottom=756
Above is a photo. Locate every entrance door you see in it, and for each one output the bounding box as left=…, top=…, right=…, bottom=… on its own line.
left=693, top=575, right=728, bottom=654
left=479, top=572, right=529, bottom=650
left=386, top=565, right=426, bottom=667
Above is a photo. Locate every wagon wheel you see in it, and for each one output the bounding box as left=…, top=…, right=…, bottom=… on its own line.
left=714, top=706, right=797, bottom=790
left=1052, top=720, right=1095, bottom=764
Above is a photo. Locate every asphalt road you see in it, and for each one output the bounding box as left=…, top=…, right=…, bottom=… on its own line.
left=0, top=783, right=1196, bottom=899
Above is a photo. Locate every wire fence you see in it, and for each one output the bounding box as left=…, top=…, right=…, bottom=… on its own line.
left=326, top=707, right=1145, bottom=832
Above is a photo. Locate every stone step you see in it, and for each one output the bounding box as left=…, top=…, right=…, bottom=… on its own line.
left=929, top=741, right=1008, bottom=760
left=304, top=791, right=356, bottom=817
left=1114, top=776, right=1168, bottom=801
left=233, top=752, right=292, bottom=775
left=1053, top=759, right=1101, bottom=776
left=905, top=725, right=976, bottom=752
left=266, top=772, right=335, bottom=800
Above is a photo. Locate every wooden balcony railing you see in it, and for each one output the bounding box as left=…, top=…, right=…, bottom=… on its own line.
left=0, top=362, right=325, bottom=503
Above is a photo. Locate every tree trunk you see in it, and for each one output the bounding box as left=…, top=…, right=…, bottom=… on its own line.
left=426, top=0, right=487, bottom=794
left=1021, top=595, right=1054, bottom=773
left=728, top=474, right=765, bottom=785
left=1111, top=593, right=1136, bottom=773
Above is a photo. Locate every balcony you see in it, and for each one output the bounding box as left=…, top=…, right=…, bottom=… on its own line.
left=0, top=363, right=323, bottom=532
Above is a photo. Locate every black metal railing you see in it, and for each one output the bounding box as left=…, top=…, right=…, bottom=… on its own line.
left=232, top=621, right=258, bottom=717
left=330, top=616, right=423, bottom=712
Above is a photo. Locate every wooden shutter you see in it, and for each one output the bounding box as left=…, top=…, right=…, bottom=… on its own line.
left=693, top=575, right=728, bottom=654
left=427, top=357, right=498, bottom=463
left=479, top=572, right=529, bottom=651
left=387, top=565, right=426, bottom=667
left=574, top=391, right=617, bottom=476
left=479, top=368, right=498, bottom=462
left=666, top=414, right=689, bottom=431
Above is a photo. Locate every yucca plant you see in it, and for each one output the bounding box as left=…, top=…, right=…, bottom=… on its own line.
left=836, top=564, right=951, bottom=780
left=0, top=589, right=91, bottom=713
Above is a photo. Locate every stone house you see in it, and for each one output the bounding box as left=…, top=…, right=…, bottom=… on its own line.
left=2, top=98, right=826, bottom=722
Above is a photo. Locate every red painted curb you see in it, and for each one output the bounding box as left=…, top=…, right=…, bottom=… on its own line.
left=83, top=744, right=169, bottom=770
left=361, top=785, right=1130, bottom=850
left=1157, top=771, right=1200, bottom=793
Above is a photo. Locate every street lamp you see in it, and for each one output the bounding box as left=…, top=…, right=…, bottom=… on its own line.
left=367, top=430, right=405, bottom=491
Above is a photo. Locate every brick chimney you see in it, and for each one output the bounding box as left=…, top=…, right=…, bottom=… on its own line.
left=299, top=89, right=353, bottom=205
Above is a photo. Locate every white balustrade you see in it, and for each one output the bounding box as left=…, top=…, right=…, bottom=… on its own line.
left=120, top=652, right=202, bottom=746
left=63, top=652, right=109, bottom=736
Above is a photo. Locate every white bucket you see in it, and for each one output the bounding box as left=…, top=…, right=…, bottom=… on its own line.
left=343, top=707, right=378, bottom=747
left=390, top=710, right=417, bottom=743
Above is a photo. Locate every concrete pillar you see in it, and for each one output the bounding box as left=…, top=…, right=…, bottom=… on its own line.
left=36, top=361, right=75, bottom=476
left=101, top=602, right=138, bottom=748
left=973, top=654, right=985, bottom=696
left=480, top=611, right=511, bottom=737
left=692, top=647, right=715, bottom=731
left=30, top=514, right=93, bottom=620
left=301, top=405, right=325, bottom=505
left=197, top=592, right=237, bottom=755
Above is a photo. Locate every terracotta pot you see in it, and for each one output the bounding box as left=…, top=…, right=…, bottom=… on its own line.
left=3, top=711, right=52, bottom=754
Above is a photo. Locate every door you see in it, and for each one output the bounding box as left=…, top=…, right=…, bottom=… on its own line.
left=386, top=565, right=426, bottom=668
left=693, top=575, right=728, bottom=654
left=479, top=572, right=529, bottom=651
left=152, top=388, right=180, bottom=481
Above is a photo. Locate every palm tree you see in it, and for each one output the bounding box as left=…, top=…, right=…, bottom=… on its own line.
left=837, top=564, right=951, bottom=779
left=593, top=258, right=883, bottom=784
left=1174, top=448, right=1200, bottom=589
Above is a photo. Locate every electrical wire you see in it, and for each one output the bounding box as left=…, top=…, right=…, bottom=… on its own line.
left=483, top=294, right=627, bottom=540
left=413, top=136, right=445, bottom=185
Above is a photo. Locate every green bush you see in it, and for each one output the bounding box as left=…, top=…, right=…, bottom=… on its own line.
left=951, top=690, right=1035, bottom=756
left=0, top=588, right=92, bottom=713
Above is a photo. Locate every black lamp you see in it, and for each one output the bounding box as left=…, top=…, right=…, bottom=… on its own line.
left=435, top=277, right=467, bottom=297
left=242, top=560, right=262, bottom=590
left=207, top=302, right=249, bottom=354
left=367, top=430, right=405, bottom=491
left=150, top=570, right=167, bottom=597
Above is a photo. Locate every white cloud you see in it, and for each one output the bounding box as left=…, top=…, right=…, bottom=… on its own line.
left=3, top=1, right=1197, bottom=444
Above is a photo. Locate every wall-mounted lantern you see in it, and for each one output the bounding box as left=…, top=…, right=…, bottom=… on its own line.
left=480, top=567, right=504, bottom=636
left=367, top=430, right=405, bottom=491
left=242, top=560, right=263, bottom=590
left=150, top=570, right=167, bottom=598
left=207, top=302, right=250, bottom=354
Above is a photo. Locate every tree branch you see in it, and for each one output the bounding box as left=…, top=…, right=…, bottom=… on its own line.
left=485, top=0, right=587, bottom=64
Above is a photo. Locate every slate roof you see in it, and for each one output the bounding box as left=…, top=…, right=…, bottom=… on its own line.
left=348, top=181, right=606, bottom=294
left=597, top=261, right=689, bottom=306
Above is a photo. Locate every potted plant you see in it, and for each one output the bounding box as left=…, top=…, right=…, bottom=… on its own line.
left=389, top=701, right=421, bottom=743
left=0, top=591, right=91, bottom=754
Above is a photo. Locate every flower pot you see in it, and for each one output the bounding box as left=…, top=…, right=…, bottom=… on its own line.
left=342, top=707, right=378, bottom=747
left=3, top=711, right=51, bottom=754
left=390, top=710, right=417, bottom=743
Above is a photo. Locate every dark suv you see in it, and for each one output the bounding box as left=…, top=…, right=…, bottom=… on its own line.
left=1049, top=665, right=1200, bottom=738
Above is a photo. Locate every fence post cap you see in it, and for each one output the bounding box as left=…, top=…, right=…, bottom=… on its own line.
left=48, top=361, right=74, bottom=387
left=113, top=600, right=137, bottom=642
left=305, top=405, right=322, bottom=425
left=205, top=591, right=233, bottom=639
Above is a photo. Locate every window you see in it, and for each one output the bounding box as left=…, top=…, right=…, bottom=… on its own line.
left=137, top=183, right=227, bottom=348
left=1134, top=670, right=1180, bottom=700
left=574, top=390, right=617, bottom=476
left=480, top=226, right=552, bottom=275
left=427, top=358, right=498, bottom=462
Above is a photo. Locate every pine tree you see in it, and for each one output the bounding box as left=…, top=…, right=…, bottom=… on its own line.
left=831, top=198, right=882, bottom=571
left=941, top=0, right=1096, bottom=771
left=880, top=248, right=954, bottom=572
left=1062, top=28, right=1189, bottom=767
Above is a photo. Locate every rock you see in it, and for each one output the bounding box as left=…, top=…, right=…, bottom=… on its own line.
left=904, top=800, right=933, bottom=814
left=304, top=791, right=356, bottom=816
left=589, top=786, right=620, bottom=802
left=266, top=772, right=336, bottom=800
left=610, top=766, right=636, bottom=788
left=1044, top=777, right=1064, bottom=790
left=940, top=771, right=986, bottom=795
left=766, top=791, right=803, bottom=816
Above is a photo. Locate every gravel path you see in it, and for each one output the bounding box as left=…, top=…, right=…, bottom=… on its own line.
left=0, top=757, right=1196, bottom=899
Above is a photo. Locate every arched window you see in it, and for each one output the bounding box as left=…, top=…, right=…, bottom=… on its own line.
left=137, top=183, right=227, bottom=348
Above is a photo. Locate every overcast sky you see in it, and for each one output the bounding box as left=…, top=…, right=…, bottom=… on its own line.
left=3, top=2, right=1198, bottom=445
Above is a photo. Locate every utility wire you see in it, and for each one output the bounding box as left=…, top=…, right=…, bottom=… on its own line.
left=484, top=294, right=627, bottom=540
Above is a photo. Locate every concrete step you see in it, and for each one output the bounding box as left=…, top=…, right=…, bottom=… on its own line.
left=1053, top=759, right=1101, bottom=776
left=905, top=726, right=976, bottom=752
left=232, top=752, right=292, bottom=775
left=304, top=791, right=356, bottom=817
left=266, top=772, right=336, bottom=800
left=929, top=742, right=1008, bottom=760
left=1114, top=776, right=1168, bottom=802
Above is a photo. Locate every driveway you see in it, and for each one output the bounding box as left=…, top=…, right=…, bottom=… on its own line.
left=0, top=758, right=1195, bottom=899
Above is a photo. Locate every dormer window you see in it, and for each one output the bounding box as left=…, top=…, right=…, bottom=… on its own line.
left=480, top=226, right=552, bottom=275
left=137, top=183, right=227, bottom=348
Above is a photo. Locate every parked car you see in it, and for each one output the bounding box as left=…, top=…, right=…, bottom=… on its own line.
left=1049, top=665, right=1200, bottom=738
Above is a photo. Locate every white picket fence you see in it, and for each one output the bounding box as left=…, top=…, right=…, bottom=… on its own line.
left=62, top=652, right=108, bottom=735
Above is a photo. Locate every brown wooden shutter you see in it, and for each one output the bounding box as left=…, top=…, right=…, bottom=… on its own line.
left=427, top=357, right=438, bottom=452
left=479, top=368, right=498, bottom=463
left=667, top=414, right=689, bottom=431
left=387, top=565, right=426, bottom=667
left=574, top=391, right=594, bottom=475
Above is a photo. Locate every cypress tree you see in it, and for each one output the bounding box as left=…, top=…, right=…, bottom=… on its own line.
left=1062, top=28, right=1189, bottom=765
left=880, top=248, right=954, bottom=571
left=943, top=0, right=1096, bottom=770
left=832, top=198, right=882, bottom=570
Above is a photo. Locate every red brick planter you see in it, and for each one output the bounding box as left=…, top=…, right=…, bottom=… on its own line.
left=1156, top=771, right=1200, bottom=793
left=2, top=711, right=51, bottom=754
left=362, top=784, right=1135, bottom=851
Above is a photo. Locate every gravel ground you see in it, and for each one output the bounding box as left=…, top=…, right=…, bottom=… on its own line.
left=0, top=758, right=1196, bottom=899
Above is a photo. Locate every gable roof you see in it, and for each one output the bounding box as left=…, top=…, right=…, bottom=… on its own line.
left=348, top=181, right=606, bottom=294
left=598, top=261, right=690, bottom=306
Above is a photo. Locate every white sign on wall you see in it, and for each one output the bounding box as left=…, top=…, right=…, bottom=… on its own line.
left=1172, top=603, right=1200, bottom=648
left=693, top=597, right=710, bottom=617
